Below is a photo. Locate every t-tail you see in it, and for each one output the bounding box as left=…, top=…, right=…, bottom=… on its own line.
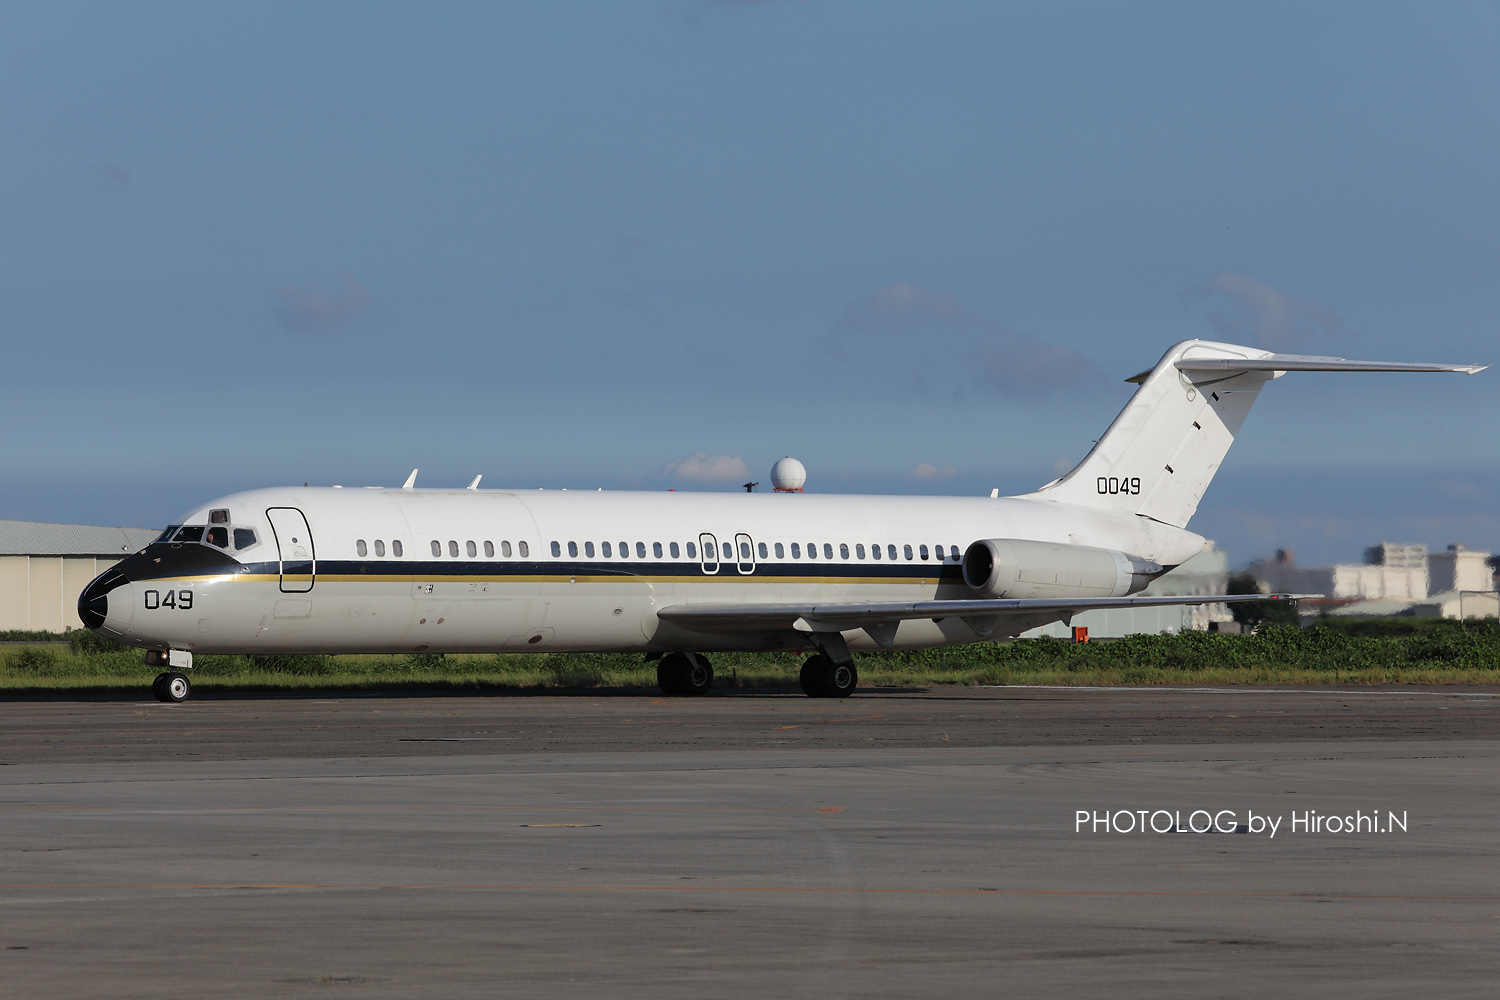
left=1023, top=339, right=1486, bottom=529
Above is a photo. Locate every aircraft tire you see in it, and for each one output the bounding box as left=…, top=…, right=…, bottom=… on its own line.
left=656, top=656, right=684, bottom=695
left=152, top=672, right=171, bottom=702
left=163, top=672, right=191, bottom=703
left=800, top=655, right=857, bottom=698
left=681, top=654, right=713, bottom=696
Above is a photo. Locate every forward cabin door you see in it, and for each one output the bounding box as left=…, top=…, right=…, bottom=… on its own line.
left=266, top=507, right=316, bottom=593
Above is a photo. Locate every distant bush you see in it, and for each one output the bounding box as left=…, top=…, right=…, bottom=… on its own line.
left=5, top=646, right=59, bottom=670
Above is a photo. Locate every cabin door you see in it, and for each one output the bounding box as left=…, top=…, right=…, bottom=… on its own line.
left=266, top=507, right=316, bottom=593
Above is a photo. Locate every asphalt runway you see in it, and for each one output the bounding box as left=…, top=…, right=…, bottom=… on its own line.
left=3, top=688, right=1498, bottom=998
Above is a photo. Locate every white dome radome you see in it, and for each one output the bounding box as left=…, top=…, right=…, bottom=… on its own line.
left=771, top=456, right=807, bottom=491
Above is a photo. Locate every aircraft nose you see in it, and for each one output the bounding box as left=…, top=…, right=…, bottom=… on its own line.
left=78, top=568, right=134, bottom=633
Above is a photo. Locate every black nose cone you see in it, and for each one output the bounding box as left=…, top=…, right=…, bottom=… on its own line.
left=79, top=568, right=129, bottom=631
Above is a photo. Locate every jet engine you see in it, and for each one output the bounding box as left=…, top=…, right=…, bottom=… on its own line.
left=961, top=538, right=1163, bottom=599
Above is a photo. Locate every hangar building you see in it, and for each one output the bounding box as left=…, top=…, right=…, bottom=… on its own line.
left=0, top=520, right=161, bottom=632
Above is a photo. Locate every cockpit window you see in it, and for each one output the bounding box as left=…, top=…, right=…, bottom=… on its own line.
left=173, top=526, right=204, bottom=543
left=234, top=528, right=258, bottom=550
left=205, top=526, right=229, bottom=548
left=156, top=526, right=181, bottom=542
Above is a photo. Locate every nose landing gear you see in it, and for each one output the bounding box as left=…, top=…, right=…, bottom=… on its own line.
left=146, top=650, right=194, bottom=702
left=152, top=672, right=191, bottom=703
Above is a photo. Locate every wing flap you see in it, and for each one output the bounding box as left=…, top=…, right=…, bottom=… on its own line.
left=656, top=593, right=1313, bottom=632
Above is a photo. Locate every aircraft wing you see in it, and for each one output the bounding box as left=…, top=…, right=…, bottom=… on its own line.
left=656, top=592, right=1312, bottom=641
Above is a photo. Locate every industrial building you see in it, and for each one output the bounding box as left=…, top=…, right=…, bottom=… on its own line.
left=1248, top=541, right=1499, bottom=620
left=0, top=521, right=160, bottom=632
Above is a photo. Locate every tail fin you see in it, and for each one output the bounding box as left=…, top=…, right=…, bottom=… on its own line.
left=1023, top=340, right=1485, bottom=528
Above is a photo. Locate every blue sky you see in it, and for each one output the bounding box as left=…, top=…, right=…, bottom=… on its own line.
left=1, top=1, right=1496, bottom=566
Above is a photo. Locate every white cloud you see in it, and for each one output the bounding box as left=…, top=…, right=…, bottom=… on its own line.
left=909, top=462, right=957, bottom=480
left=659, top=452, right=750, bottom=483
left=276, top=271, right=371, bottom=333
left=1191, top=272, right=1346, bottom=352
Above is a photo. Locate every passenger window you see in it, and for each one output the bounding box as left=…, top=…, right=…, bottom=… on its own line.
left=722, top=542, right=732, bottom=559
left=856, top=544, right=866, bottom=560
left=871, top=544, right=880, bottom=560
left=653, top=542, right=663, bottom=558
left=889, top=544, right=898, bottom=561
left=687, top=542, right=696, bottom=558
left=449, top=540, right=460, bottom=558
left=840, top=544, right=849, bottom=559
left=602, top=541, right=612, bottom=557
left=431, top=540, right=441, bottom=557
left=174, top=526, right=204, bottom=543
left=484, top=540, right=494, bottom=558
left=357, top=539, right=368, bottom=557
left=791, top=543, right=800, bottom=559
left=740, top=541, right=751, bottom=559
left=936, top=544, right=946, bottom=560
left=551, top=541, right=561, bottom=557
left=466, top=540, right=477, bottom=558
left=585, top=541, right=595, bottom=558
left=759, top=542, right=769, bottom=559
left=619, top=541, right=628, bottom=557
left=501, top=540, right=512, bottom=557
left=518, top=541, right=528, bottom=557
left=919, top=545, right=929, bottom=560
left=670, top=542, right=680, bottom=558
left=375, top=540, right=386, bottom=557
left=205, top=526, right=229, bottom=548
left=568, top=541, right=578, bottom=557
left=392, top=540, right=403, bottom=557
left=904, top=544, right=913, bottom=560
left=774, top=543, right=783, bottom=559
left=823, top=543, right=833, bottom=559
left=234, top=527, right=257, bottom=550
left=638, top=542, right=647, bottom=558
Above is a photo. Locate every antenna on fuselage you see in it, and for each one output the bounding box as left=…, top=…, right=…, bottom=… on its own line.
left=402, top=469, right=418, bottom=490
left=467, top=475, right=482, bottom=490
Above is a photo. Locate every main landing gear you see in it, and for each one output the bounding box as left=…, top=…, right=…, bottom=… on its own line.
left=799, top=653, right=857, bottom=698
left=657, top=651, right=713, bottom=696
left=152, top=671, right=191, bottom=703
left=652, top=650, right=859, bottom=698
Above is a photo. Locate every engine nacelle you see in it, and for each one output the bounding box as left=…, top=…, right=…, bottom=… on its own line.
left=961, top=538, right=1163, bottom=599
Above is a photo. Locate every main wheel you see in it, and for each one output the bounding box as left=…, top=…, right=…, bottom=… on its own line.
left=657, top=652, right=713, bottom=696
left=163, top=672, right=191, bottom=703
left=800, top=655, right=858, bottom=698
left=152, top=672, right=171, bottom=702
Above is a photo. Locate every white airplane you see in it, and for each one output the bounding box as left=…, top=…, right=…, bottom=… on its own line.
left=79, top=339, right=1484, bottom=702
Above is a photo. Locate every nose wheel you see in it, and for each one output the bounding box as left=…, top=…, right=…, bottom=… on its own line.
left=152, top=672, right=191, bottom=703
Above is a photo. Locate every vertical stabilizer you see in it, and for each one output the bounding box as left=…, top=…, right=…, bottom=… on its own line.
left=1025, top=341, right=1271, bottom=527
left=1023, top=340, right=1485, bottom=528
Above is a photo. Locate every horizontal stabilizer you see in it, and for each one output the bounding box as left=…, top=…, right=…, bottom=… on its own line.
left=1176, top=354, right=1486, bottom=376
left=657, top=593, right=1314, bottom=633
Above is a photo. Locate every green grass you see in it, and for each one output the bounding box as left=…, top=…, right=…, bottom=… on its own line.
left=2, top=619, right=1498, bottom=693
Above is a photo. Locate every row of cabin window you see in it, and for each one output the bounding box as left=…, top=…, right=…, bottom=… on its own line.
left=547, top=540, right=964, bottom=562
left=355, top=539, right=404, bottom=558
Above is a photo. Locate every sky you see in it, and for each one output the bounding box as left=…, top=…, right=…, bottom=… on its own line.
left=1, top=1, right=1496, bottom=567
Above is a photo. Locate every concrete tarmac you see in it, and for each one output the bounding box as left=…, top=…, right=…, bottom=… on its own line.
left=2, top=688, right=1498, bottom=997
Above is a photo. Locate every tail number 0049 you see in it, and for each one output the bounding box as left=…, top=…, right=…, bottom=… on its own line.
left=143, top=589, right=194, bottom=610
left=1096, top=476, right=1141, bottom=496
